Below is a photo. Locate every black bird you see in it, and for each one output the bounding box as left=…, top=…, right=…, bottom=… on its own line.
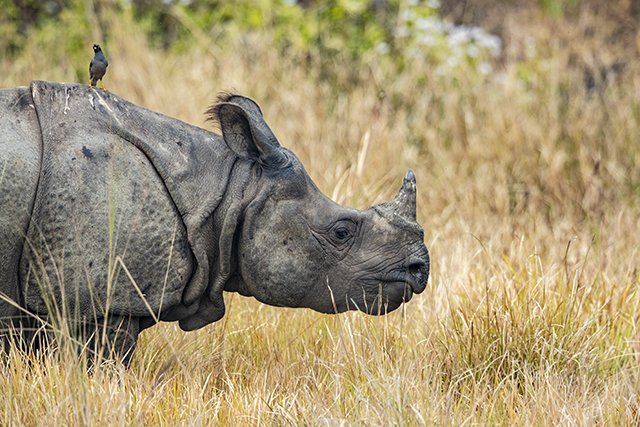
left=89, top=44, right=108, bottom=88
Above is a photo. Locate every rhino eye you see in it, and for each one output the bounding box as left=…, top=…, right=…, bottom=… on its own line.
left=334, top=227, right=351, bottom=241
left=328, top=220, right=357, bottom=246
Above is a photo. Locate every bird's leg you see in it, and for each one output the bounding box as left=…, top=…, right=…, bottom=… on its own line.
left=99, top=80, right=106, bottom=90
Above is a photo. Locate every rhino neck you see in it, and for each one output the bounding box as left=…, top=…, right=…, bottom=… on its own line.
left=174, top=157, right=264, bottom=330
left=206, top=158, right=262, bottom=296
left=218, top=166, right=273, bottom=297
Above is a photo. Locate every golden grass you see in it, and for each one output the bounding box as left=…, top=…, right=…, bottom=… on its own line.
left=1, top=9, right=640, bottom=426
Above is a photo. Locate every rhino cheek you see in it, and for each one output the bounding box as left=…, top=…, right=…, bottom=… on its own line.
left=237, top=226, right=323, bottom=309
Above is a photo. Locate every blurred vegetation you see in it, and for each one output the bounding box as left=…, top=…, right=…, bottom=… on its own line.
left=0, top=0, right=638, bottom=217
left=1, top=0, right=638, bottom=210
left=2, top=0, right=637, bottom=84
left=1, top=0, right=502, bottom=83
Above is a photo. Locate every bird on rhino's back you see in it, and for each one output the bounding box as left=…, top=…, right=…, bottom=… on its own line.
left=89, top=44, right=108, bottom=88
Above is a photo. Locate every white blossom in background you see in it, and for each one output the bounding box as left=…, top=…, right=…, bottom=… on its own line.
left=395, top=26, right=411, bottom=38
left=393, top=0, right=503, bottom=76
left=478, top=62, right=493, bottom=75
left=419, top=34, right=437, bottom=47
left=376, top=42, right=391, bottom=54
left=525, top=37, right=537, bottom=59
left=467, top=44, right=480, bottom=58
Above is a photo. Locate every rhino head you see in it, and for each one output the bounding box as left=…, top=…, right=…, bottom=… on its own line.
left=212, top=95, right=429, bottom=315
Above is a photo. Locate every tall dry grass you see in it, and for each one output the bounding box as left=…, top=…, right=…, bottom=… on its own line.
left=1, top=7, right=639, bottom=426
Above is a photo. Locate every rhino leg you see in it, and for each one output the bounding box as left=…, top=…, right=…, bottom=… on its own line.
left=1, top=314, right=141, bottom=367
left=0, top=314, right=37, bottom=356
left=82, top=316, right=141, bottom=368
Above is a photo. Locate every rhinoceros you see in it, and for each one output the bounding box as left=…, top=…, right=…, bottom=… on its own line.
left=0, top=81, right=429, bottom=363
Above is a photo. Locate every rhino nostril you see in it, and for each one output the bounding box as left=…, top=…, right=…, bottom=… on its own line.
left=407, top=260, right=426, bottom=275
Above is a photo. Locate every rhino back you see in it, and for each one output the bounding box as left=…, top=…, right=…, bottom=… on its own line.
left=20, top=85, right=194, bottom=320
left=0, top=87, right=42, bottom=321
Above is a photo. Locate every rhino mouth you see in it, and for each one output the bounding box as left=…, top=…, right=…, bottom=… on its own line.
left=348, top=268, right=427, bottom=315
left=381, top=259, right=429, bottom=294
left=379, top=272, right=425, bottom=295
left=350, top=279, right=414, bottom=315
left=356, top=261, right=428, bottom=313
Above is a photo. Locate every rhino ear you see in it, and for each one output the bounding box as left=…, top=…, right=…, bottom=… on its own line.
left=207, top=94, right=290, bottom=169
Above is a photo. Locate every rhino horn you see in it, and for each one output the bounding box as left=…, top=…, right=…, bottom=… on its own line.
left=390, top=169, right=417, bottom=221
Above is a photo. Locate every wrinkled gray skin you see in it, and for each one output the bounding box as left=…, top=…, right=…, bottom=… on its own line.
left=0, top=81, right=429, bottom=364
